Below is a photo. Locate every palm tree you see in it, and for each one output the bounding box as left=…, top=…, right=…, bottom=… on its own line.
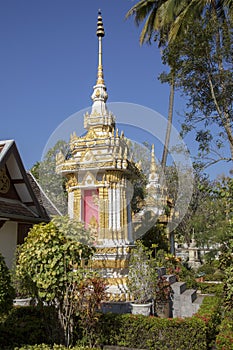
left=167, top=0, right=233, bottom=160
left=167, top=0, right=232, bottom=42
left=126, top=0, right=181, bottom=171
left=126, top=0, right=233, bottom=167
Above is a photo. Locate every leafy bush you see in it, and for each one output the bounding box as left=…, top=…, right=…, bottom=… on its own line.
left=219, top=223, right=233, bottom=311
left=178, top=265, right=198, bottom=289
left=16, top=220, right=94, bottom=347
left=92, top=313, right=206, bottom=349
left=195, top=296, right=222, bottom=349
left=215, top=309, right=233, bottom=349
left=0, top=306, right=62, bottom=348
left=197, top=282, right=223, bottom=296
left=0, top=253, right=15, bottom=315
left=0, top=297, right=222, bottom=350
left=77, top=296, right=220, bottom=350
left=197, top=264, right=216, bottom=279
left=128, top=241, right=157, bottom=303
left=14, top=345, right=98, bottom=350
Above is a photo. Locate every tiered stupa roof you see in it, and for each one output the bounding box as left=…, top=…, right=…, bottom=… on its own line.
left=56, top=11, right=140, bottom=180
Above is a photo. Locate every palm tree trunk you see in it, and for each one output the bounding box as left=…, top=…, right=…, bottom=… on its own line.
left=161, top=71, right=175, bottom=171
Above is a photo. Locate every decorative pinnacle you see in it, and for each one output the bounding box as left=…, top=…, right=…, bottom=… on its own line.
left=96, top=10, right=105, bottom=85
left=96, top=10, right=105, bottom=37
left=150, top=144, right=157, bottom=173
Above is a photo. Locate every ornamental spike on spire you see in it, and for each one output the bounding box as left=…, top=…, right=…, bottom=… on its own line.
left=90, top=10, right=109, bottom=116
left=84, top=11, right=115, bottom=132
left=150, top=144, right=157, bottom=173
left=96, top=9, right=105, bottom=85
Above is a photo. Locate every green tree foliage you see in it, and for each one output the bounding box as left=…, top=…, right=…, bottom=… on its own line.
left=52, top=215, right=94, bottom=245
left=162, top=165, right=202, bottom=245
left=16, top=220, right=95, bottom=346
left=126, top=139, right=150, bottom=213
left=166, top=0, right=233, bottom=42
left=141, top=223, right=169, bottom=255
left=219, top=220, right=233, bottom=311
left=0, top=253, right=15, bottom=315
left=30, top=140, right=69, bottom=214
left=126, top=1, right=233, bottom=169
left=126, top=0, right=177, bottom=169
left=161, top=12, right=233, bottom=166
left=189, top=176, right=233, bottom=248
left=163, top=165, right=233, bottom=249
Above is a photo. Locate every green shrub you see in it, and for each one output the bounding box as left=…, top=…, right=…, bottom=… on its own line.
left=0, top=253, right=15, bottom=315
left=14, top=345, right=98, bottom=350
left=197, top=282, right=223, bottom=296
left=195, top=296, right=222, bottom=349
left=80, top=295, right=220, bottom=350
left=0, top=306, right=62, bottom=348
left=16, top=220, right=94, bottom=347
left=212, top=269, right=225, bottom=281
left=197, top=264, right=215, bottom=275
left=0, top=296, right=222, bottom=350
left=91, top=313, right=206, bottom=349
left=215, top=309, right=233, bottom=349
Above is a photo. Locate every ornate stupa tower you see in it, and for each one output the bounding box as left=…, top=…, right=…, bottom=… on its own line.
left=145, top=144, right=166, bottom=216
left=56, top=12, right=141, bottom=292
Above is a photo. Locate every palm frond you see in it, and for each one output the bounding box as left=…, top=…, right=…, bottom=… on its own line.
left=126, top=0, right=156, bottom=25
left=140, top=7, right=158, bottom=43
left=169, top=0, right=205, bottom=42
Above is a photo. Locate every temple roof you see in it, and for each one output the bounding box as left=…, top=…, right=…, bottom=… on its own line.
left=84, top=10, right=115, bottom=133
left=56, top=12, right=141, bottom=180
left=0, top=140, right=60, bottom=222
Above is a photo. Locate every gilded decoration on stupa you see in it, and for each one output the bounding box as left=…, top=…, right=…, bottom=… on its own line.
left=56, top=11, right=140, bottom=251
left=55, top=11, right=168, bottom=300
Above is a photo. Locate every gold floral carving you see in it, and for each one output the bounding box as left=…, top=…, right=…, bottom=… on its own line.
left=81, top=171, right=97, bottom=186
left=106, top=171, right=123, bottom=183
left=90, top=259, right=129, bottom=269
left=66, top=174, right=78, bottom=189
left=90, top=110, right=101, bottom=117
left=95, top=247, right=125, bottom=254
left=85, top=129, right=97, bottom=140
left=80, top=150, right=96, bottom=163
left=106, top=277, right=128, bottom=285
left=61, top=164, right=77, bottom=171
left=79, top=161, right=113, bottom=169
left=73, top=190, right=81, bottom=219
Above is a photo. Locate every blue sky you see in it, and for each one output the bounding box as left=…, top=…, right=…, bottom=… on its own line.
left=0, top=0, right=231, bottom=179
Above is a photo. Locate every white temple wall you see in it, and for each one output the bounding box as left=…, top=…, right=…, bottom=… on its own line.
left=0, top=221, right=17, bottom=269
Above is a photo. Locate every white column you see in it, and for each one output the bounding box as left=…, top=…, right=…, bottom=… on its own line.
left=108, top=187, right=112, bottom=229
left=127, top=190, right=133, bottom=242
left=116, top=187, right=121, bottom=230
left=112, top=185, right=116, bottom=230
left=68, top=192, right=74, bottom=219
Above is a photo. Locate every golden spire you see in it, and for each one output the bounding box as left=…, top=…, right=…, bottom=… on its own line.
left=85, top=10, right=115, bottom=132
left=96, top=10, right=105, bottom=85
left=150, top=144, right=157, bottom=173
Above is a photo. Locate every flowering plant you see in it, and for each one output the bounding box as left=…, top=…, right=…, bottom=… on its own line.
left=127, top=241, right=157, bottom=304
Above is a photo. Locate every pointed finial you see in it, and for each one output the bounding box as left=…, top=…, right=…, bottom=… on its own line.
left=150, top=144, right=157, bottom=173
left=96, top=10, right=105, bottom=37
left=96, top=10, right=105, bottom=85
left=152, top=144, right=155, bottom=157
